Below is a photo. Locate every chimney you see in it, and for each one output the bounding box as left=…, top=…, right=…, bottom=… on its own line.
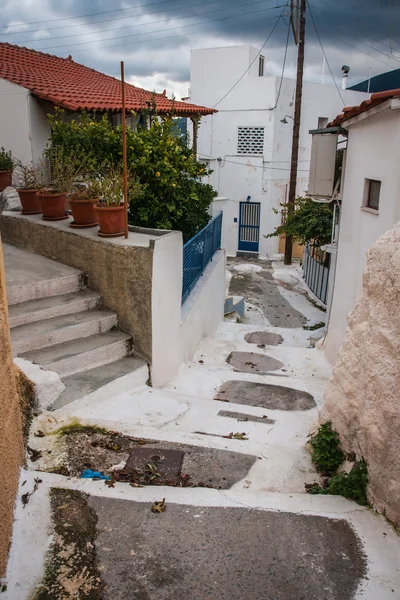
left=341, top=65, right=350, bottom=90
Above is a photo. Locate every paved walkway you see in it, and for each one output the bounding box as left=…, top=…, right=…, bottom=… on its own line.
left=4, top=258, right=400, bottom=600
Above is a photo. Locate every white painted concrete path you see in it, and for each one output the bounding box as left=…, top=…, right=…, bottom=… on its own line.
left=4, top=259, right=400, bottom=600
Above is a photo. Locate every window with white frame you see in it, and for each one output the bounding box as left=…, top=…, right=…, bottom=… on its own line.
left=237, top=126, right=265, bottom=154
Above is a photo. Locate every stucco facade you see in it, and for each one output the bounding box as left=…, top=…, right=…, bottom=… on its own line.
left=188, top=45, right=368, bottom=257
left=0, top=79, right=51, bottom=165
left=322, top=221, right=400, bottom=526
left=324, top=103, right=400, bottom=362
left=0, top=235, right=24, bottom=577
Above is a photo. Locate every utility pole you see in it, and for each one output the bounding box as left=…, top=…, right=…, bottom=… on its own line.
left=284, top=0, right=306, bottom=265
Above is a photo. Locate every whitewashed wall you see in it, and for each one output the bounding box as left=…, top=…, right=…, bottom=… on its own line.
left=189, top=46, right=368, bottom=258
left=324, top=106, right=400, bottom=363
left=151, top=232, right=225, bottom=387
left=0, top=80, right=51, bottom=165
left=0, top=80, right=33, bottom=164
left=180, top=249, right=225, bottom=363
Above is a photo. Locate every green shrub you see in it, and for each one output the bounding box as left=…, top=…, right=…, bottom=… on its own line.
left=0, top=147, right=14, bottom=171
left=310, top=421, right=344, bottom=475
left=265, top=196, right=333, bottom=247
left=308, top=460, right=368, bottom=506
left=47, top=110, right=216, bottom=241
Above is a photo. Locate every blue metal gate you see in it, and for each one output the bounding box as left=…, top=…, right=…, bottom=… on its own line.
left=238, top=201, right=260, bottom=252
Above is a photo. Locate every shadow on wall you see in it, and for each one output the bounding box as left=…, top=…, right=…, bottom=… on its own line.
left=321, top=220, right=400, bottom=527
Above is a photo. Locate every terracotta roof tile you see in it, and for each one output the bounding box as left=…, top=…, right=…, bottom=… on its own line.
left=328, top=89, right=400, bottom=127
left=0, top=43, right=215, bottom=116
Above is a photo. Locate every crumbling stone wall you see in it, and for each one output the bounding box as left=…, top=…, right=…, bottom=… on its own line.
left=322, top=221, right=400, bottom=526
left=0, top=236, right=24, bottom=576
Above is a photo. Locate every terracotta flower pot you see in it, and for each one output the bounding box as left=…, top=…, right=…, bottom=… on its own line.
left=95, top=204, right=126, bottom=237
left=0, top=170, right=13, bottom=191
left=38, top=191, right=68, bottom=221
left=17, top=189, right=42, bottom=215
left=69, top=198, right=98, bottom=228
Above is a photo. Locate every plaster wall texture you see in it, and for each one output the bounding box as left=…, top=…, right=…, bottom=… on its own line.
left=180, top=249, right=225, bottom=364
left=150, top=228, right=183, bottom=387
left=324, top=108, right=400, bottom=363
left=0, top=80, right=51, bottom=165
left=322, top=221, right=400, bottom=526
left=0, top=236, right=24, bottom=576
left=189, top=46, right=368, bottom=258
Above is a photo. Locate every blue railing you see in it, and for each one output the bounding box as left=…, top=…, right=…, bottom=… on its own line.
left=303, top=243, right=331, bottom=305
left=182, top=212, right=222, bottom=304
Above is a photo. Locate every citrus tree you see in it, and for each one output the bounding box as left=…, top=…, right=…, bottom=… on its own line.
left=48, top=110, right=216, bottom=241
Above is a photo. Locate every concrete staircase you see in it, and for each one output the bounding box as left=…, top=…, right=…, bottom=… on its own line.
left=8, top=260, right=148, bottom=409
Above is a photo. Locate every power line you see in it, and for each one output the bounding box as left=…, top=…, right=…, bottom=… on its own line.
left=267, top=17, right=291, bottom=111
left=36, top=9, right=283, bottom=56
left=309, top=1, right=400, bottom=66
left=10, top=0, right=279, bottom=46
left=212, top=6, right=287, bottom=109
left=0, top=0, right=196, bottom=30
left=312, top=0, right=399, bottom=53
left=31, top=7, right=284, bottom=53
left=306, top=1, right=345, bottom=106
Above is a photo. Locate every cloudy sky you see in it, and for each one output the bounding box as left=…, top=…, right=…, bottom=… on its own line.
left=1, top=0, right=400, bottom=99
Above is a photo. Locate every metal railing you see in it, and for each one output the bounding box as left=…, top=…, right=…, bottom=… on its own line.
left=182, top=212, right=222, bottom=304
left=303, top=243, right=331, bottom=305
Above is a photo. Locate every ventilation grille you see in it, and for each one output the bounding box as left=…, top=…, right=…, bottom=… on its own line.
left=237, top=126, right=264, bottom=154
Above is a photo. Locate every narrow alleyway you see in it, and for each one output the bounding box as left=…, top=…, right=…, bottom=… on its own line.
left=4, top=258, right=400, bottom=600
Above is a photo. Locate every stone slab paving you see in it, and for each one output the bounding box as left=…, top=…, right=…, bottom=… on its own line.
left=227, top=350, right=285, bottom=373
left=215, top=380, right=317, bottom=411
left=89, top=496, right=366, bottom=600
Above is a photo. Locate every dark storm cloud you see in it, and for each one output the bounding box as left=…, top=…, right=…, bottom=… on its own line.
left=1, top=0, right=400, bottom=95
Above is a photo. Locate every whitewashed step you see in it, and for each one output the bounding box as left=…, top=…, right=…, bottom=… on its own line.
left=8, top=289, right=101, bottom=328
left=11, top=309, right=118, bottom=354
left=21, top=331, right=133, bottom=377
left=52, top=356, right=148, bottom=409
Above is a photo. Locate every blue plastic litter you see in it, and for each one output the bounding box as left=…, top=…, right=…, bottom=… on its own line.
left=81, top=469, right=110, bottom=480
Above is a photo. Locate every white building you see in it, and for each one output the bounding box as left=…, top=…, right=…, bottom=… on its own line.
left=317, top=90, right=400, bottom=362
left=187, top=45, right=368, bottom=257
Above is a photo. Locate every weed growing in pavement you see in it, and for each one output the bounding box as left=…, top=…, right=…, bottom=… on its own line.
left=52, top=419, right=110, bottom=436
left=303, top=321, right=326, bottom=331
left=309, top=422, right=344, bottom=475
left=307, top=461, right=368, bottom=506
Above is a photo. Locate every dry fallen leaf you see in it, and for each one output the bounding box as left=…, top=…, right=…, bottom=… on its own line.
left=151, top=498, right=166, bottom=513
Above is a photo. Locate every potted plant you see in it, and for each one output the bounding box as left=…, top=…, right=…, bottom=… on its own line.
left=0, top=147, right=14, bottom=191
left=69, top=178, right=101, bottom=228
left=38, top=151, right=82, bottom=221
left=14, top=160, right=42, bottom=214
left=95, top=165, right=143, bottom=237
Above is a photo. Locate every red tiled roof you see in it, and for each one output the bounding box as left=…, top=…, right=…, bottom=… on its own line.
left=328, top=89, right=400, bottom=127
left=0, top=43, right=215, bottom=116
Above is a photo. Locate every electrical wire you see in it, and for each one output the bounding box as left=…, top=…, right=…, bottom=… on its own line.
left=267, top=16, right=291, bottom=111
left=0, top=0, right=202, bottom=30
left=212, top=5, right=288, bottom=109
left=312, top=0, right=400, bottom=54
left=31, top=6, right=284, bottom=52
left=5, top=0, right=275, bottom=44
left=309, top=1, right=400, bottom=66
left=198, top=153, right=309, bottom=171
left=306, top=1, right=346, bottom=106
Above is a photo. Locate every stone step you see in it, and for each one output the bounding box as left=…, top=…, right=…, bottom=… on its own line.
left=20, top=330, right=133, bottom=378
left=52, top=356, right=149, bottom=409
left=8, top=289, right=102, bottom=328
left=11, top=309, right=118, bottom=355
